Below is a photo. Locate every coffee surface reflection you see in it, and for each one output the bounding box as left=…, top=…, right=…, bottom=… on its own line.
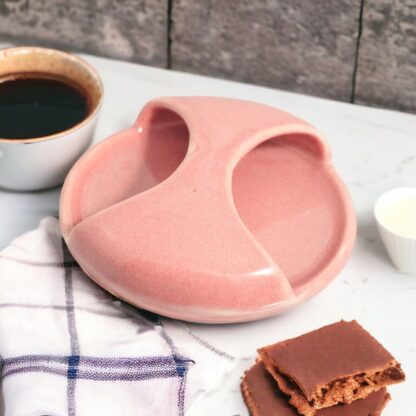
left=0, top=75, right=89, bottom=140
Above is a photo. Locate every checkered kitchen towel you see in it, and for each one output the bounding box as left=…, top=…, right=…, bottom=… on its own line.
left=0, top=217, right=234, bottom=416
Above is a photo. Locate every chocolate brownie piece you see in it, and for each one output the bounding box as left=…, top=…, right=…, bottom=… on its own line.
left=258, top=320, right=404, bottom=416
left=241, top=361, right=390, bottom=416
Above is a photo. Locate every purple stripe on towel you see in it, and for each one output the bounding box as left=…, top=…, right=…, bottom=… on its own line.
left=2, top=358, right=192, bottom=382
left=62, top=240, right=79, bottom=416
left=3, top=354, right=193, bottom=368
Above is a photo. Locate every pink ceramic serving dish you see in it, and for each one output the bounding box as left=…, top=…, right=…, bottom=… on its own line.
left=60, top=97, right=356, bottom=323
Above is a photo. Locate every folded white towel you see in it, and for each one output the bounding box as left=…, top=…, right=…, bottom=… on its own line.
left=0, top=217, right=234, bottom=416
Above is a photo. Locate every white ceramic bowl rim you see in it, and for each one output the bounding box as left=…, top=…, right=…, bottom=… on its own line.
left=0, top=46, right=104, bottom=144
left=374, top=187, right=416, bottom=240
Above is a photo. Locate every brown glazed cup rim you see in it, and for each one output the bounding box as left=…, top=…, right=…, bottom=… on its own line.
left=0, top=46, right=104, bottom=144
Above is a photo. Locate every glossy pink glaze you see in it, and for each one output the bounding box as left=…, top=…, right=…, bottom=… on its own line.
left=60, top=97, right=356, bottom=323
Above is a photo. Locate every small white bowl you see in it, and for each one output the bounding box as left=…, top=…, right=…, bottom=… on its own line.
left=374, top=187, right=416, bottom=275
left=0, top=46, right=103, bottom=191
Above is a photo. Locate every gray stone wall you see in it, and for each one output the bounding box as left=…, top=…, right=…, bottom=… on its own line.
left=355, top=0, right=416, bottom=113
left=0, top=0, right=415, bottom=113
left=171, top=0, right=361, bottom=102
left=0, top=0, right=168, bottom=66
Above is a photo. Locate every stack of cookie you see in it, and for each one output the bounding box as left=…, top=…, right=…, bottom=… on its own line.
left=241, top=321, right=405, bottom=415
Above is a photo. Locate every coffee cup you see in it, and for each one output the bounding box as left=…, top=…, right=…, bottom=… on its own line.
left=0, top=46, right=103, bottom=191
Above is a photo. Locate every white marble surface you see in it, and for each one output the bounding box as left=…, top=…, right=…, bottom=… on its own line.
left=1, top=51, right=416, bottom=415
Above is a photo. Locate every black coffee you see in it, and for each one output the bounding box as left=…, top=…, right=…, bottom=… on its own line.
left=0, top=75, right=89, bottom=139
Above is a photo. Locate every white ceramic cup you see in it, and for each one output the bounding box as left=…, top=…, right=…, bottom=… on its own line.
left=374, top=187, right=416, bottom=275
left=0, top=46, right=103, bottom=191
